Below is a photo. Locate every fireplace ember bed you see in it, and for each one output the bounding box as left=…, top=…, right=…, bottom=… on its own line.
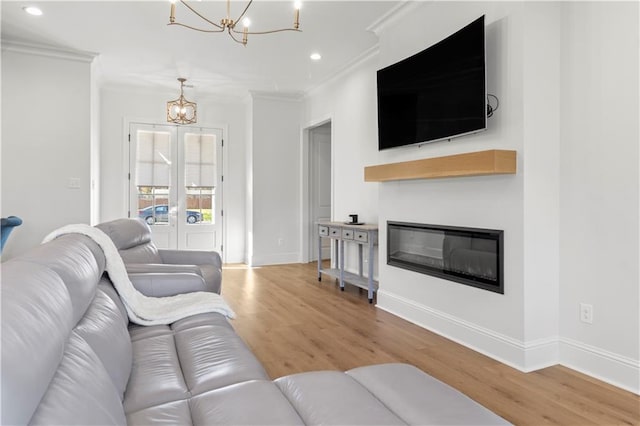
left=387, top=221, right=504, bottom=294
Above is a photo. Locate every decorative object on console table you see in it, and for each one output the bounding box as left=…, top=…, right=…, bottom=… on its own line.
left=317, top=221, right=378, bottom=303
left=346, top=214, right=364, bottom=225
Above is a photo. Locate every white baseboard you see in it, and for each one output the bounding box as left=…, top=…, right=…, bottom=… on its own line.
left=376, top=290, right=556, bottom=372
left=559, top=338, right=640, bottom=395
left=250, top=251, right=299, bottom=266
left=376, top=290, right=640, bottom=395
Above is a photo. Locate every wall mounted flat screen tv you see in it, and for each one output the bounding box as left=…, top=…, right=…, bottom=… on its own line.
left=377, top=16, right=486, bottom=150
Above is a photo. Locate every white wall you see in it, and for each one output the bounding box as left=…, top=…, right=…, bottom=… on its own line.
left=376, top=1, right=562, bottom=370
left=558, top=1, right=639, bottom=392
left=303, top=1, right=639, bottom=393
left=305, top=57, right=380, bottom=226
left=1, top=43, right=94, bottom=259
left=303, top=54, right=381, bottom=274
left=376, top=1, right=531, bottom=367
left=248, top=93, right=302, bottom=266
left=245, top=96, right=254, bottom=264
left=521, top=1, right=561, bottom=365
left=90, top=59, right=101, bottom=226
left=99, top=85, right=248, bottom=263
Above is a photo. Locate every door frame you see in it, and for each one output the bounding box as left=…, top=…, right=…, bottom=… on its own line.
left=299, top=115, right=334, bottom=263
left=122, top=117, right=229, bottom=262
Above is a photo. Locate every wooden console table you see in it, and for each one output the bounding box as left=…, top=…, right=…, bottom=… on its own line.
left=317, top=221, right=378, bottom=303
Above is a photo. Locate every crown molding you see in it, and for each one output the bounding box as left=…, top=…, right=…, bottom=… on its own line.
left=101, top=81, right=248, bottom=105
left=249, top=91, right=304, bottom=103
left=1, top=39, right=97, bottom=63
left=304, top=1, right=428, bottom=98
left=366, top=1, right=427, bottom=37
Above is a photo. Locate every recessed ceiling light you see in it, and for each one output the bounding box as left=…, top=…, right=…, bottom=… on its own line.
left=310, top=53, right=321, bottom=61
left=23, top=6, right=43, bottom=16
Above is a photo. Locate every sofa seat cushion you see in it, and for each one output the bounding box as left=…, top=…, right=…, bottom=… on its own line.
left=275, top=371, right=406, bottom=425
left=124, top=331, right=190, bottom=413
left=274, top=364, right=510, bottom=426
left=346, top=363, right=510, bottom=425
left=128, top=380, right=305, bottom=426
left=124, top=313, right=269, bottom=414
left=126, top=400, right=191, bottom=425
left=190, top=380, right=305, bottom=425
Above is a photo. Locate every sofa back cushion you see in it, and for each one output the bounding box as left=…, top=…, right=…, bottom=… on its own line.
left=28, top=332, right=128, bottom=425
left=17, top=234, right=106, bottom=325
left=1, top=260, right=73, bottom=425
left=96, top=218, right=162, bottom=264
left=1, top=234, right=131, bottom=425
left=74, top=288, right=133, bottom=398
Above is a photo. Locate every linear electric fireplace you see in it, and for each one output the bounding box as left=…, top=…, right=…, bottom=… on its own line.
left=387, top=221, right=504, bottom=293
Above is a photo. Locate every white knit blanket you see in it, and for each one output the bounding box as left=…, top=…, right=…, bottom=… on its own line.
left=42, top=224, right=235, bottom=326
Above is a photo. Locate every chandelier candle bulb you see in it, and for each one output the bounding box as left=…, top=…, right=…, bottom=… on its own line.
left=168, top=0, right=301, bottom=46
left=294, top=2, right=300, bottom=29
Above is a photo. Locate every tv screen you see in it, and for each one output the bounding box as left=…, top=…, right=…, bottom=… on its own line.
left=377, top=16, right=486, bottom=150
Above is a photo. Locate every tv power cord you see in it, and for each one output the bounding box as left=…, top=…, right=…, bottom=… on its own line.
left=487, top=94, right=500, bottom=118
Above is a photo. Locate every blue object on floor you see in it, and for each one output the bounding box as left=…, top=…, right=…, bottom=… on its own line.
left=1, top=216, right=23, bottom=254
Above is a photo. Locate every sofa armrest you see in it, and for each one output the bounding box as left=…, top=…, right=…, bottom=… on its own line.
left=125, top=263, right=202, bottom=276
left=128, top=273, right=208, bottom=297
left=158, top=249, right=222, bottom=270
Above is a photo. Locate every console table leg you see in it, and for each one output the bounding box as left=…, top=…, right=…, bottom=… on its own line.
left=317, top=231, right=322, bottom=281
left=368, top=238, right=374, bottom=302
left=340, top=239, right=345, bottom=290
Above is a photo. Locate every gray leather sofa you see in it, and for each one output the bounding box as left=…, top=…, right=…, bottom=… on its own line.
left=1, top=232, right=510, bottom=425
left=96, top=218, right=222, bottom=296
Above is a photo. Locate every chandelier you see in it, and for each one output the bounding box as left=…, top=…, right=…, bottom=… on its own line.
left=167, top=78, right=197, bottom=125
left=168, top=0, right=301, bottom=46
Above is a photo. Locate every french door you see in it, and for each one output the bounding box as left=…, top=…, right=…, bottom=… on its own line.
left=128, top=123, right=223, bottom=253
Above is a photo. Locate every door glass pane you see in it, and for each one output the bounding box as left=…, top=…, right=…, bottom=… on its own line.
left=184, top=132, right=216, bottom=225
left=137, top=187, right=170, bottom=225
left=135, top=130, right=172, bottom=226
left=186, top=187, right=214, bottom=224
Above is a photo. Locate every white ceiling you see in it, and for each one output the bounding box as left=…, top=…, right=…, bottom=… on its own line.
left=1, top=1, right=401, bottom=97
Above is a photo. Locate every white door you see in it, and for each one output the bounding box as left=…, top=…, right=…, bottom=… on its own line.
left=178, top=127, right=223, bottom=251
left=309, top=123, right=332, bottom=261
left=129, top=123, right=223, bottom=253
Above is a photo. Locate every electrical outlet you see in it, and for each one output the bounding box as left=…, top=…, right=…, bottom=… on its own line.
left=580, top=303, right=593, bottom=324
left=277, top=238, right=284, bottom=246
left=67, top=178, right=80, bottom=189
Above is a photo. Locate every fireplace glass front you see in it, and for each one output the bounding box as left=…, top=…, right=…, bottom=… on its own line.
left=387, top=221, right=504, bottom=293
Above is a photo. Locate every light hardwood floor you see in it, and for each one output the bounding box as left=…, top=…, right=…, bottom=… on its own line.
left=222, top=262, right=639, bottom=425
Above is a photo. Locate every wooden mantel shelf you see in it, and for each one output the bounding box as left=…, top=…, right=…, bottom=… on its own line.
left=364, top=149, right=517, bottom=182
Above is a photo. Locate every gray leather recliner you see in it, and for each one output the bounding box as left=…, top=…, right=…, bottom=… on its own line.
left=96, top=218, right=222, bottom=296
